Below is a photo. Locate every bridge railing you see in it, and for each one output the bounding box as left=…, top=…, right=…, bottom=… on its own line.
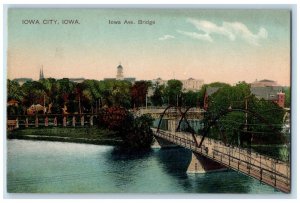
left=153, top=129, right=290, bottom=193
left=134, top=107, right=205, bottom=114
left=7, top=113, right=98, bottom=129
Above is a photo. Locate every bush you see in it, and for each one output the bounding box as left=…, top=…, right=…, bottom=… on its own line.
left=99, top=107, right=154, bottom=150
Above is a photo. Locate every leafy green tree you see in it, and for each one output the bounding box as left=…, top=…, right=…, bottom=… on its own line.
left=205, top=82, right=285, bottom=148
left=55, top=78, right=76, bottom=112
left=247, top=97, right=285, bottom=144
left=7, top=80, right=24, bottom=115
left=164, top=79, right=183, bottom=106
left=99, top=107, right=154, bottom=150
left=39, top=78, right=59, bottom=112
left=96, top=80, right=131, bottom=108
left=150, top=82, right=165, bottom=106
left=122, top=114, right=154, bottom=150
left=7, top=79, right=23, bottom=102
left=199, top=82, right=231, bottom=108
left=22, top=81, right=46, bottom=107
left=182, top=91, right=200, bottom=107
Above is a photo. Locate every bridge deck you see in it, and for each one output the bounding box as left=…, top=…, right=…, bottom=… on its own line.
left=153, top=128, right=290, bottom=193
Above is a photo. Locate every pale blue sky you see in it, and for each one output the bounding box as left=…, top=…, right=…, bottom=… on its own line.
left=7, top=9, right=291, bottom=85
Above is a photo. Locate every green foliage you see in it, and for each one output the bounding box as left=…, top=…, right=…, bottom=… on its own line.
left=204, top=82, right=231, bottom=88
left=182, top=91, right=200, bottom=107
left=121, top=114, right=154, bottom=150
left=205, top=82, right=285, bottom=147
left=164, top=79, right=183, bottom=105
left=99, top=107, right=154, bottom=150
left=247, top=98, right=285, bottom=145
left=7, top=80, right=23, bottom=101
left=283, top=87, right=290, bottom=108
left=7, top=78, right=134, bottom=114
left=150, top=82, right=165, bottom=106
left=198, top=82, right=231, bottom=108
left=22, top=81, right=47, bottom=107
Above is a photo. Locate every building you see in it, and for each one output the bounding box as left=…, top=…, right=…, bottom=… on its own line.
left=39, top=66, right=45, bottom=80
left=203, top=85, right=285, bottom=109
left=7, top=99, right=19, bottom=107
left=152, top=77, right=167, bottom=86
left=250, top=79, right=285, bottom=108
left=116, top=64, right=124, bottom=80
left=203, top=87, right=220, bottom=110
left=151, top=77, right=204, bottom=92
left=13, top=78, right=33, bottom=85
left=182, top=78, right=204, bottom=92
left=250, top=86, right=285, bottom=108
left=123, top=77, right=136, bottom=84
left=69, top=78, right=85, bottom=83
left=251, top=79, right=278, bottom=87
left=104, top=64, right=136, bottom=84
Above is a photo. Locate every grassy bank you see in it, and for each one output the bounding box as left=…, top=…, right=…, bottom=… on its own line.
left=7, top=127, right=122, bottom=145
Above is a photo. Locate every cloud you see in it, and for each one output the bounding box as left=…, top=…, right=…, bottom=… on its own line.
left=177, top=30, right=213, bottom=42
left=158, top=35, right=175, bottom=41
left=179, top=18, right=268, bottom=46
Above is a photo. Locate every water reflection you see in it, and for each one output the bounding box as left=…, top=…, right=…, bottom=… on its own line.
left=156, top=147, right=191, bottom=174
left=101, top=147, right=156, bottom=192
left=155, top=147, right=252, bottom=193
left=7, top=140, right=281, bottom=193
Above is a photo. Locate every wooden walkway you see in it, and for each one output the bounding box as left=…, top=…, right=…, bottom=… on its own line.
left=153, top=128, right=291, bottom=193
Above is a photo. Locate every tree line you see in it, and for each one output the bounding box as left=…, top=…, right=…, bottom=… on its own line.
left=7, top=78, right=205, bottom=115
left=7, top=78, right=290, bottom=153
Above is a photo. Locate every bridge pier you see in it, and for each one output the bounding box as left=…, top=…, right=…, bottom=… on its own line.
left=187, top=152, right=226, bottom=173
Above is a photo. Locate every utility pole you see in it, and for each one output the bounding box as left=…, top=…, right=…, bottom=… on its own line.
left=43, top=94, right=46, bottom=114
left=244, top=95, right=251, bottom=165
left=245, top=97, right=248, bottom=129
left=79, top=96, right=81, bottom=114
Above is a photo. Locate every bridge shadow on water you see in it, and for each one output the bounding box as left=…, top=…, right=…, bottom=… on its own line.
left=99, top=146, right=272, bottom=193
left=155, top=147, right=256, bottom=193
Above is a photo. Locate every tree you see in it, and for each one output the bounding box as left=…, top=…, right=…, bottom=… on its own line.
left=131, top=81, right=151, bottom=108
left=199, top=82, right=231, bottom=108
left=150, top=82, right=165, bottom=106
left=164, top=80, right=183, bottom=106
left=182, top=91, right=200, bottom=107
left=205, top=82, right=285, bottom=148
left=55, top=78, right=76, bottom=113
left=7, top=80, right=23, bottom=102
left=22, top=81, right=46, bottom=108
left=122, top=114, right=154, bottom=150
left=283, top=87, right=290, bottom=108
left=99, top=107, right=154, bottom=150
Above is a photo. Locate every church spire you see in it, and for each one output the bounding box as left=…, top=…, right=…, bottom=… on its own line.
left=39, top=65, right=44, bottom=80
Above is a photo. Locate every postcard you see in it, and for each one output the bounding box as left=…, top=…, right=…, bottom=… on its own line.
left=5, top=6, right=292, bottom=195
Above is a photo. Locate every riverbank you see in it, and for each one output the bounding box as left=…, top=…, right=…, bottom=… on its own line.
left=7, top=127, right=122, bottom=145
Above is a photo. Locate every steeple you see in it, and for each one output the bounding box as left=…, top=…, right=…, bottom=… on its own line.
left=39, top=65, right=44, bottom=80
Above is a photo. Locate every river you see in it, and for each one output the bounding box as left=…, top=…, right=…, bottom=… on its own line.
left=7, top=139, right=281, bottom=193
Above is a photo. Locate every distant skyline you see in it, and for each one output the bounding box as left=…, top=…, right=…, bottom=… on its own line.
left=7, top=9, right=291, bottom=86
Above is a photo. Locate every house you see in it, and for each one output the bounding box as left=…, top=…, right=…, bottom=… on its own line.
left=250, top=86, right=285, bottom=108
left=7, top=99, right=19, bottom=107
left=182, top=78, right=204, bottom=92
left=203, top=85, right=285, bottom=109
left=251, top=79, right=278, bottom=87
